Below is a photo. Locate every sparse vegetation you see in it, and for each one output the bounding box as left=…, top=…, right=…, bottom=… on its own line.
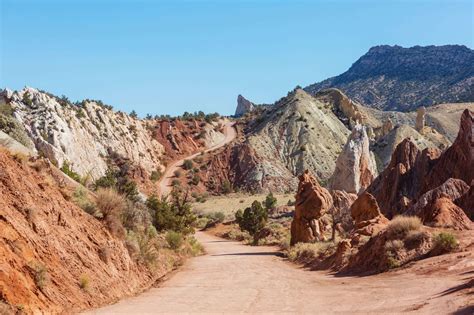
left=150, top=169, right=162, bottom=182
left=182, top=159, right=193, bottom=170
left=432, top=232, right=458, bottom=255
left=166, top=231, right=183, bottom=250
left=286, top=242, right=336, bottom=264
left=264, top=192, right=277, bottom=210
left=79, top=275, right=89, bottom=290
left=387, top=216, right=422, bottom=239
left=61, top=161, right=82, bottom=182
left=95, top=188, right=127, bottom=237
left=235, top=200, right=268, bottom=245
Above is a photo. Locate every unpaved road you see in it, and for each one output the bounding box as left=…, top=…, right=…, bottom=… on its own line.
left=158, top=121, right=236, bottom=197
left=87, top=232, right=471, bottom=314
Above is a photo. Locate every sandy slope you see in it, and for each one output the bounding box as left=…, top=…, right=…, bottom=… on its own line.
left=86, top=231, right=472, bottom=314
left=158, top=121, right=236, bottom=197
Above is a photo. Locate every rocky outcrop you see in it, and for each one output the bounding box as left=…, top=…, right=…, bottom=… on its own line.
left=5, top=87, right=165, bottom=180
left=368, top=109, right=474, bottom=220
left=407, top=178, right=470, bottom=217
left=313, top=88, right=365, bottom=127
left=290, top=170, right=333, bottom=245
left=415, top=106, right=426, bottom=132
left=235, top=95, right=255, bottom=117
left=329, top=124, right=378, bottom=194
left=455, top=183, right=474, bottom=220
left=329, top=190, right=358, bottom=233
left=421, top=109, right=474, bottom=193
left=419, top=196, right=472, bottom=230
left=350, top=192, right=389, bottom=237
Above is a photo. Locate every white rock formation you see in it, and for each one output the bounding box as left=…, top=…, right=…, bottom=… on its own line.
left=8, top=87, right=165, bottom=179
left=416, top=106, right=426, bottom=132
left=329, top=124, right=378, bottom=194
left=235, top=95, right=255, bottom=117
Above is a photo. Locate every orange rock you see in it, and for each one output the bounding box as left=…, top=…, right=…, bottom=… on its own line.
left=290, top=170, right=333, bottom=245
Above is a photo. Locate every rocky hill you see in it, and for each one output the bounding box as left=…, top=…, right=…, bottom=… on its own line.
left=305, top=45, right=474, bottom=111
left=223, top=88, right=474, bottom=193
left=0, top=87, right=224, bottom=195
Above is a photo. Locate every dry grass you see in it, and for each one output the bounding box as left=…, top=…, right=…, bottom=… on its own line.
left=287, top=241, right=337, bottom=264
left=387, top=216, right=422, bottom=239
left=191, top=193, right=293, bottom=217
left=95, top=188, right=126, bottom=238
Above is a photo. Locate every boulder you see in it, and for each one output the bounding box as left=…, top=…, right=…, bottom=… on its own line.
left=350, top=192, right=389, bottom=236
left=329, top=124, right=378, bottom=194
left=234, top=95, right=255, bottom=117
left=455, top=182, right=474, bottom=220
left=290, top=170, right=333, bottom=245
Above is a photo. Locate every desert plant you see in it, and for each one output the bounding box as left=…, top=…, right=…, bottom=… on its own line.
left=432, top=232, right=458, bottom=255
left=235, top=201, right=268, bottom=245
left=191, top=174, right=200, bottom=185
left=221, top=179, right=232, bottom=194
left=264, top=192, right=277, bottom=210
left=31, top=262, right=48, bottom=290
left=60, top=161, right=81, bottom=182
left=286, top=242, right=336, bottom=264
left=166, top=231, right=183, bottom=250
left=72, top=187, right=96, bottom=215
left=182, top=159, right=193, bottom=170
left=173, top=170, right=182, bottom=178
left=95, top=188, right=126, bottom=237
left=150, top=169, right=162, bottom=182
left=387, top=216, right=422, bottom=239
left=79, top=275, right=89, bottom=290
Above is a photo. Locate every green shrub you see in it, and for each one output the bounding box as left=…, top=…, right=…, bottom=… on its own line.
left=60, top=161, right=81, bottom=182
left=191, top=174, right=200, bottom=185
left=150, top=169, right=162, bottom=182
left=235, top=201, right=268, bottom=245
left=432, top=232, right=458, bottom=254
left=22, top=91, right=33, bottom=106
left=221, top=179, right=232, bottom=194
left=387, top=216, right=422, bottom=239
left=174, top=170, right=182, bottom=177
left=73, top=187, right=96, bottom=215
left=184, top=236, right=204, bottom=256
left=166, top=231, right=183, bottom=250
left=182, top=159, right=193, bottom=170
left=264, top=192, right=277, bottom=210
left=286, top=242, right=335, bottom=264
left=146, top=189, right=196, bottom=235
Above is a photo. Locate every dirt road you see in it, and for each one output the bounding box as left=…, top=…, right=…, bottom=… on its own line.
left=158, top=121, right=236, bottom=197
left=87, top=231, right=471, bottom=314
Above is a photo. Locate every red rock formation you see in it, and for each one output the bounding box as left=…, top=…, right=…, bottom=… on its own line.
left=421, top=109, right=474, bottom=193
left=290, top=170, right=333, bottom=245
left=368, top=109, right=473, bottom=219
left=350, top=192, right=389, bottom=237
left=0, top=149, right=157, bottom=313
left=456, top=182, right=474, bottom=220
left=420, top=196, right=472, bottom=230
left=330, top=190, right=358, bottom=233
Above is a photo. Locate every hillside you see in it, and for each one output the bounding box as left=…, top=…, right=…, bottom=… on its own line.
left=305, top=45, right=474, bottom=111
left=224, top=88, right=474, bottom=193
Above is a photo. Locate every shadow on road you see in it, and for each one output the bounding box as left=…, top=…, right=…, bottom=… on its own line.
left=212, top=252, right=284, bottom=257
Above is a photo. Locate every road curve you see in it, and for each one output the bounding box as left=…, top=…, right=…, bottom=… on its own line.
left=86, top=231, right=467, bottom=314
left=158, top=121, right=236, bottom=197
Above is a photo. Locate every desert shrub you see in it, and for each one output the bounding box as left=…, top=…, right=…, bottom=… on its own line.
left=432, top=232, right=458, bottom=255
left=386, top=256, right=400, bottom=269
left=174, top=170, right=182, bottom=177
left=127, top=226, right=159, bottom=267
left=221, top=179, right=232, bottom=194
left=150, top=169, right=162, bottom=182
left=171, top=179, right=181, bottom=187
left=22, top=91, right=33, bottom=106
left=121, top=201, right=152, bottom=231
left=191, top=174, right=200, bottom=185
left=94, top=165, right=139, bottom=202
left=384, top=239, right=404, bottom=253
left=31, top=262, right=48, bottom=290
left=60, top=161, right=81, bottom=182
left=387, top=216, right=422, bottom=239
left=286, top=242, right=335, bottom=264
left=404, top=230, right=430, bottom=249
left=183, top=236, right=204, bottom=256
left=235, top=201, right=268, bottom=244
left=79, top=275, right=89, bottom=290
left=146, top=189, right=196, bottom=235
left=182, top=159, right=193, bottom=170
left=73, top=187, right=96, bottom=215
left=264, top=192, right=277, bottom=210
left=129, top=110, right=138, bottom=118
left=94, top=168, right=117, bottom=189
left=166, top=231, right=183, bottom=250
left=95, top=188, right=126, bottom=237
left=222, top=225, right=252, bottom=242
left=287, top=199, right=295, bottom=206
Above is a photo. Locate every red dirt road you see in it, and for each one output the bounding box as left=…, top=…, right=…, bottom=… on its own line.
left=86, top=231, right=473, bottom=314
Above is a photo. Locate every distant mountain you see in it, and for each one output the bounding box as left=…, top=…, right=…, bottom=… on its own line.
left=305, top=45, right=474, bottom=111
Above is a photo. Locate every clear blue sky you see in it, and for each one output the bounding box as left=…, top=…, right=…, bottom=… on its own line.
left=1, top=0, right=473, bottom=117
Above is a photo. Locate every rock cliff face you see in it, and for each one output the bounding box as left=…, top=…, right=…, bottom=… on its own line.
left=329, top=124, right=378, bottom=194
left=4, top=87, right=165, bottom=180
left=305, top=45, right=474, bottom=111
left=234, top=95, right=255, bottom=117
left=350, top=192, right=389, bottom=237
left=290, top=170, right=333, bottom=245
